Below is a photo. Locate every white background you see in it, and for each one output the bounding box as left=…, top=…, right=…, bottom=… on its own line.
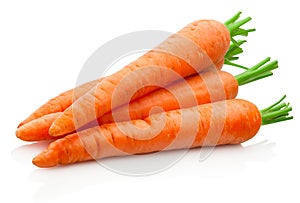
left=1, top=0, right=299, bottom=202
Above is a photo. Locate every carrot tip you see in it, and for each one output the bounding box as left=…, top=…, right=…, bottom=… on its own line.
left=15, top=128, right=29, bottom=141
left=15, top=128, right=28, bottom=141
left=32, top=156, right=47, bottom=168
left=15, top=129, right=20, bottom=138
left=17, top=123, right=23, bottom=128
left=15, top=125, right=33, bottom=142
left=48, top=115, right=73, bottom=137
left=32, top=156, right=40, bottom=166
left=32, top=153, right=58, bottom=168
left=48, top=124, right=65, bottom=137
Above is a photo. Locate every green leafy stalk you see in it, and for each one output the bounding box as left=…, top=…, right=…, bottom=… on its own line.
left=224, top=40, right=248, bottom=69
left=224, top=11, right=256, bottom=46
left=234, top=57, right=278, bottom=86
left=224, top=11, right=242, bottom=26
left=223, top=12, right=255, bottom=69
left=260, top=95, right=293, bottom=125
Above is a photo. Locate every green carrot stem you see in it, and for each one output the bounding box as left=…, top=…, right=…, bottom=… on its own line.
left=263, top=116, right=293, bottom=125
left=224, top=11, right=255, bottom=46
left=260, top=95, right=293, bottom=125
left=224, top=59, right=248, bottom=70
left=228, top=17, right=252, bottom=33
left=224, top=40, right=246, bottom=62
left=233, top=28, right=256, bottom=36
left=268, top=102, right=288, bottom=112
left=223, top=12, right=255, bottom=68
left=263, top=107, right=292, bottom=119
left=234, top=57, right=278, bottom=86
left=224, top=11, right=242, bottom=26
left=224, top=40, right=248, bottom=69
left=248, top=57, right=271, bottom=71
left=245, top=71, right=273, bottom=83
left=260, top=95, right=286, bottom=113
left=241, top=71, right=273, bottom=85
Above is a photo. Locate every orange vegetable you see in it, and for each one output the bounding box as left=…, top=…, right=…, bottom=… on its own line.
left=49, top=19, right=232, bottom=136
left=98, top=70, right=236, bottom=124
left=99, top=56, right=278, bottom=124
left=18, top=12, right=254, bottom=136
left=16, top=113, right=62, bottom=141
left=17, top=56, right=279, bottom=142
left=33, top=96, right=293, bottom=168
left=34, top=98, right=286, bottom=168
left=17, top=79, right=100, bottom=128
left=16, top=69, right=230, bottom=141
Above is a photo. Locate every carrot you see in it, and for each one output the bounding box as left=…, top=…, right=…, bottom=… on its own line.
left=16, top=113, right=62, bottom=141
left=32, top=96, right=293, bottom=167
left=99, top=57, right=278, bottom=124
left=18, top=12, right=252, bottom=129
left=17, top=79, right=100, bottom=128
left=49, top=12, right=254, bottom=136
left=16, top=57, right=277, bottom=142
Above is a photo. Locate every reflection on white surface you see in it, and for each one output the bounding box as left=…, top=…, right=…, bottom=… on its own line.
left=11, top=140, right=276, bottom=201
left=11, top=141, right=52, bottom=165
left=192, top=140, right=276, bottom=178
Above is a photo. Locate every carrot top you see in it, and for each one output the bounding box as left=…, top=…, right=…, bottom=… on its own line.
left=223, top=13, right=278, bottom=86
left=224, top=40, right=248, bottom=69
left=224, top=11, right=255, bottom=45
left=260, top=95, right=293, bottom=125
left=224, top=12, right=255, bottom=69
left=234, top=57, right=278, bottom=86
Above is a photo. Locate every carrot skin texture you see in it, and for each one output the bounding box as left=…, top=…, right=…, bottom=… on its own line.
left=16, top=113, right=63, bottom=141
left=32, top=134, right=92, bottom=167
left=49, top=20, right=231, bottom=136
left=20, top=45, right=225, bottom=130
left=17, top=58, right=225, bottom=142
left=19, top=70, right=237, bottom=142
left=99, top=70, right=238, bottom=124
left=33, top=99, right=261, bottom=168
left=17, top=79, right=99, bottom=128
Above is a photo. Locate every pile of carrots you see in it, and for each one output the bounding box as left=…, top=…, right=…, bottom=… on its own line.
left=16, top=12, right=293, bottom=168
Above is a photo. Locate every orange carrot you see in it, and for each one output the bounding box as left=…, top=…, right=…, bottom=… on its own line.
left=18, top=12, right=253, bottom=135
left=49, top=12, right=256, bottom=136
left=18, top=79, right=100, bottom=128
left=18, top=12, right=253, bottom=128
left=17, top=56, right=278, bottom=142
left=100, top=56, right=278, bottom=124
left=16, top=113, right=62, bottom=141
left=49, top=19, right=233, bottom=136
left=17, top=55, right=222, bottom=129
left=33, top=97, right=292, bottom=168
left=99, top=70, right=237, bottom=124
left=16, top=69, right=229, bottom=142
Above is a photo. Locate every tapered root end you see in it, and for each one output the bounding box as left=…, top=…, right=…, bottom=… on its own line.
left=17, top=122, right=24, bottom=128
left=48, top=124, right=64, bottom=137
left=32, top=150, right=59, bottom=168
left=49, top=115, right=75, bottom=137
left=15, top=128, right=28, bottom=141
left=17, top=117, right=32, bottom=128
left=15, top=129, right=21, bottom=139
left=15, top=123, right=39, bottom=142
